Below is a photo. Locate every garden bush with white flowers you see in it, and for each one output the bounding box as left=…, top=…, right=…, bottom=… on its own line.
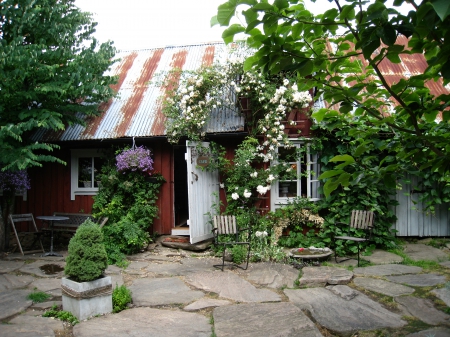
left=162, top=48, right=320, bottom=262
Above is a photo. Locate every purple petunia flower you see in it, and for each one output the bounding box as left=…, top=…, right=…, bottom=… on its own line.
left=0, top=170, right=31, bottom=191
left=116, top=146, right=154, bottom=173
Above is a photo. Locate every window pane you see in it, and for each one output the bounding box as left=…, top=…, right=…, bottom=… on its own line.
left=94, top=157, right=105, bottom=188
left=78, top=157, right=92, bottom=188
left=278, top=147, right=296, bottom=162
left=278, top=181, right=297, bottom=198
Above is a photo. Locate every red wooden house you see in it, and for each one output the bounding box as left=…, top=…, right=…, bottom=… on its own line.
left=13, top=42, right=317, bottom=244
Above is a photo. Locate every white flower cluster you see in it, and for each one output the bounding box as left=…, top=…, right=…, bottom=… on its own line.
left=255, top=231, right=268, bottom=237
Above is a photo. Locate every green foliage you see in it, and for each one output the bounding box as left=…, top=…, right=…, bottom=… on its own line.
left=27, top=291, right=51, bottom=303
left=0, top=0, right=117, bottom=171
left=214, top=0, right=450, bottom=213
left=112, top=284, right=132, bottom=313
left=92, top=151, right=165, bottom=265
left=43, top=305, right=79, bottom=325
left=64, top=219, right=108, bottom=282
left=230, top=245, right=247, bottom=264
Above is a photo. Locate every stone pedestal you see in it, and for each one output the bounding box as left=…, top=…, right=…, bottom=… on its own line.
left=62, top=276, right=112, bottom=321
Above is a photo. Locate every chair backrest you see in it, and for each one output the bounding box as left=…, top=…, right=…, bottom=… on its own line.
left=350, top=210, right=374, bottom=230
left=9, top=213, right=37, bottom=228
left=213, top=215, right=237, bottom=235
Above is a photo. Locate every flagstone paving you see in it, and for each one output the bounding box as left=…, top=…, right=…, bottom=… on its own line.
left=1, top=242, right=450, bottom=336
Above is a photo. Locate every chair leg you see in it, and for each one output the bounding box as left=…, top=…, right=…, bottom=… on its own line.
left=242, top=243, right=250, bottom=270
left=357, top=243, right=360, bottom=267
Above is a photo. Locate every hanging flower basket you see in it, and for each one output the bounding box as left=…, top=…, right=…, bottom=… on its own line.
left=116, top=146, right=154, bottom=174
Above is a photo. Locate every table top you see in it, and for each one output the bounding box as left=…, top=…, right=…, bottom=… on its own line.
left=36, top=215, right=70, bottom=221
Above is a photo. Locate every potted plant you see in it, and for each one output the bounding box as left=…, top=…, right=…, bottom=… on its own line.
left=61, top=219, right=112, bottom=320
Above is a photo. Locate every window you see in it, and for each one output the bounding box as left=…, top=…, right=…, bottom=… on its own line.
left=71, top=149, right=105, bottom=200
left=270, top=141, right=320, bottom=210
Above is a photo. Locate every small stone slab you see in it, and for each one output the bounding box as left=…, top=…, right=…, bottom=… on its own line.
left=440, top=261, right=450, bottom=269
left=403, top=243, right=450, bottom=262
left=353, top=277, right=415, bottom=296
left=73, top=307, right=211, bottom=337
left=129, top=277, right=204, bottom=306
left=386, top=273, right=447, bottom=287
left=285, top=286, right=406, bottom=334
left=213, top=302, right=322, bottom=337
left=353, top=264, right=422, bottom=276
left=28, top=278, right=61, bottom=296
left=364, top=249, right=403, bottom=264
left=31, top=300, right=62, bottom=310
left=396, top=296, right=450, bottom=325
left=185, top=271, right=281, bottom=303
left=300, top=266, right=353, bottom=287
left=406, top=327, right=450, bottom=337
left=161, top=238, right=213, bottom=251
left=105, top=264, right=123, bottom=275
left=184, top=298, right=231, bottom=311
left=0, top=289, right=32, bottom=321
left=19, top=261, right=65, bottom=278
left=0, top=260, right=25, bottom=273
left=431, top=288, right=450, bottom=307
left=8, top=314, right=64, bottom=331
left=0, top=273, right=35, bottom=291
left=123, top=261, right=149, bottom=276
left=237, top=262, right=299, bottom=288
left=145, top=258, right=220, bottom=276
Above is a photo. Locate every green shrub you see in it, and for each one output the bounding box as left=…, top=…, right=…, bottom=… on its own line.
left=43, top=305, right=79, bottom=325
left=112, top=284, right=132, bottom=313
left=27, top=291, right=51, bottom=303
left=64, top=219, right=108, bottom=282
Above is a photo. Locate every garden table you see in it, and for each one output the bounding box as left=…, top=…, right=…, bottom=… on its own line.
left=37, top=215, right=69, bottom=257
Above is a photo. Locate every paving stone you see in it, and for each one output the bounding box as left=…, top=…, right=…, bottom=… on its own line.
left=364, top=249, right=404, bottom=264
left=300, top=266, right=353, bottom=287
left=406, top=327, right=450, bottom=337
left=237, top=262, right=299, bottom=288
left=105, top=265, right=123, bottom=275
left=0, top=273, right=35, bottom=291
left=431, top=287, right=450, bottom=307
left=0, top=260, right=25, bottom=273
left=144, top=257, right=221, bottom=276
left=73, top=307, right=211, bottom=337
left=123, top=261, right=149, bottom=276
left=129, top=277, right=204, bottom=306
left=440, top=261, right=450, bottom=269
left=31, top=300, right=62, bottom=310
left=0, top=289, right=33, bottom=321
left=353, top=264, right=422, bottom=276
left=213, top=302, right=322, bottom=337
left=403, top=243, right=450, bottom=262
left=353, top=277, right=415, bottom=296
left=110, top=274, right=124, bottom=288
left=28, top=278, right=62, bottom=296
left=19, top=261, right=65, bottom=278
left=396, top=295, right=450, bottom=325
left=8, top=314, right=64, bottom=332
left=386, top=273, right=447, bottom=287
left=184, top=298, right=231, bottom=311
left=185, top=271, right=281, bottom=303
left=285, top=286, right=406, bottom=335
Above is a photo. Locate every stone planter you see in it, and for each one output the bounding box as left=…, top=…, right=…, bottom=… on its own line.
left=62, top=276, right=112, bottom=321
left=288, top=247, right=333, bottom=262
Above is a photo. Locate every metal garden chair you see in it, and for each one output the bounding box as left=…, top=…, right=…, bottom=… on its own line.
left=334, top=210, right=375, bottom=267
left=212, top=215, right=251, bottom=271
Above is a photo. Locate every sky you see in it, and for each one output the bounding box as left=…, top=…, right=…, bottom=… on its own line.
left=74, top=0, right=412, bottom=52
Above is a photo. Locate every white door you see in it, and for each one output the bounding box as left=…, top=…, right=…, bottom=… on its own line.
left=186, top=141, right=219, bottom=244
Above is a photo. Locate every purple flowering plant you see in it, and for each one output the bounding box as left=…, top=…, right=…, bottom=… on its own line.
left=0, top=170, right=31, bottom=191
left=116, top=146, right=154, bottom=174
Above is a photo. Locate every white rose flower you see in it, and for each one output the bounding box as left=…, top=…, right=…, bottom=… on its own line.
left=243, top=189, right=252, bottom=198
left=231, top=193, right=239, bottom=200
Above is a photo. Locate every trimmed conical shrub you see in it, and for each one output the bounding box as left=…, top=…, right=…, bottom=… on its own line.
left=64, top=219, right=108, bottom=282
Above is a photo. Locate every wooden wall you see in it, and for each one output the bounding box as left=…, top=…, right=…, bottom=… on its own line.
left=12, top=140, right=174, bottom=234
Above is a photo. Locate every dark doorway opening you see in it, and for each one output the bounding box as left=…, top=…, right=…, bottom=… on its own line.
left=173, top=146, right=189, bottom=228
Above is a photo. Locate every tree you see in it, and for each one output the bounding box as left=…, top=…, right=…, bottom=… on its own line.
left=213, top=0, right=450, bottom=211
left=0, top=0, right=117, bottom=251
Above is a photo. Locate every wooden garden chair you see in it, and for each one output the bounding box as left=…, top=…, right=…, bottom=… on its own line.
left=334, top=210, right=375, bottom=267
left=212, top=215, right=251, bottom=271
left=9, top=213, right=45, bottom=255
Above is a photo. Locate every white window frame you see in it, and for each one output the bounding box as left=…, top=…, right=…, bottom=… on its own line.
left=71, top=149, right=102, bottom=200
left=270, top=141, right=320, bottom=211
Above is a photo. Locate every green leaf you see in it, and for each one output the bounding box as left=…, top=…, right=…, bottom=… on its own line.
left=318, top=169, right=344, bottom=180
left=217, top=2, right=238, bottom=26
left=297, top=59, right=313, bottom=77
left=253, top=3, right=274, bottom=10
left=221, top=24, right=246, bottom=44
left=274, top=0, right=289, bottom=10
left=329, top=155, right=355, bottom=163
left=430, top=0, right=450, bottom=21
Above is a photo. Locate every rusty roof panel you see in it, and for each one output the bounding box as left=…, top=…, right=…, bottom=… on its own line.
left=33, top=43, right=244, bottom=142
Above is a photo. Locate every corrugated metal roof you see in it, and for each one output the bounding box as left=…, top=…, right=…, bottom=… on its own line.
left=33, top=43, right=244, bottom=142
